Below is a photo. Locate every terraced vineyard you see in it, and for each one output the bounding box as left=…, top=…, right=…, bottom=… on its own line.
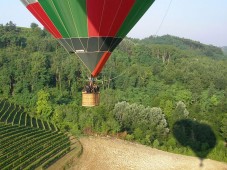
left=0, top=100, right=72, bottom=169
left=0, top=100, right=57, bottom=131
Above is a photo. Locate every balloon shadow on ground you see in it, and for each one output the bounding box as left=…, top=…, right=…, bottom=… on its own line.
left=173, top=119, right=216, bottom=167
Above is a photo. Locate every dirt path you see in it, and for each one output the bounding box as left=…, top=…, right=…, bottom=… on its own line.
left=73, top=136, right=227, bottom=170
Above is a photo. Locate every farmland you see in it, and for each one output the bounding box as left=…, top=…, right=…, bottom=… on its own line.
left=0, top=100, right=72, bottom=169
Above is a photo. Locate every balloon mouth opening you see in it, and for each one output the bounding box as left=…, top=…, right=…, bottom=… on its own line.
left=76, top=50, right=85, bottom=53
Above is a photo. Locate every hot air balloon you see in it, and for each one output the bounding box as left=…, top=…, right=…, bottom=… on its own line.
left=20, top=0, right=155, bottom=106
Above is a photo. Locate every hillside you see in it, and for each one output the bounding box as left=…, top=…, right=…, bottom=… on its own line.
left=0, top=122, right=70, bottom=169
left=222, top=46, right=227, bottom=55
left=0, top=100, right=57, bottom=130
left=74, top=137, right=227, bottom=170
left=0, top=22, right=227, bottom=165
left=0, top=100, right=74, bottom=169
left=129, top=35, right=224, bottom=59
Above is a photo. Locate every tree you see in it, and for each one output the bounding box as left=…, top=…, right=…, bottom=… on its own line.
left=5, top=21, right=16, bottom=31
left=134, top=127, right=144, bottom=141
left=52, top=105, right=66, bottom=130
left=113, top=102, right=169, bottom=140
left=30, top=52, right=50, bottom=91
left=160, top=99, right=173, bottom=118
left=220, top=114, right=227, bottom=142
left=113, top=101, right=129, bottom=127
left=30, top=23, right=39, bottom=29
left=36, top=89, right=53, bottom=120
left=173, top=101, right=189, bottom=120
left=153, top=139, right=160, bottom=148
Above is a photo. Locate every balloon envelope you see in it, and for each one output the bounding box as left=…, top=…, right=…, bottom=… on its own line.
left=21, top=0, right=155, bottom=77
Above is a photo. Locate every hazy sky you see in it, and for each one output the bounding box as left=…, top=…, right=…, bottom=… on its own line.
left=0, top=0, right=226, bottom=47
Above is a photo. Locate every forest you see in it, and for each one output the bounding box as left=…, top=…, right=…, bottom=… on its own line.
left=0, top=21, right=227, bottom=162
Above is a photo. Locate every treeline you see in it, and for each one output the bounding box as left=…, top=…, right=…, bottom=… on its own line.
left=222, top=46, right=227, bottom=55
left=0, top=22, right=227, bottom=162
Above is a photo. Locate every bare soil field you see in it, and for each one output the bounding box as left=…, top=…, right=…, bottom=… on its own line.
left=73, top=136, right=227, bottom=170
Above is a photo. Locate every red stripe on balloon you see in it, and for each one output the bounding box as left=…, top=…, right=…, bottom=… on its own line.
left=109, top=0, right=135, bottom=36
left=87, top=0, right=135, bottom=37
left=27, top=2, right=62, bottom=38
left=92, top=52, right=111, bottom=77
left=87, top=0, right=104, bottom=36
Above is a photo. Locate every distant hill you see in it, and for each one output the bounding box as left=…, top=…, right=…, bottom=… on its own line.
left=128, top=35, right=224, bottom=59
left=222, top=46, right=227, bottom=55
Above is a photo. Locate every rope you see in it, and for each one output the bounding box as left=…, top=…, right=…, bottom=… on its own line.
left=108, top=70, right=128, bottom=81
left=101, top=66, right=130, bottom=83
left=155, top=0, right=173, bottom=36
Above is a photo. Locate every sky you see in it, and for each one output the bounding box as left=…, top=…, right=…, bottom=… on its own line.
left=0, top=0, right=227, bottom=47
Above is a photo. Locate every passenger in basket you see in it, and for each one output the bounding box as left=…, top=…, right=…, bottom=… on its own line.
left=93, top=83, right=99, bottom=93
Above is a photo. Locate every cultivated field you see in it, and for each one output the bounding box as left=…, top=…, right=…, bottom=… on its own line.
left=0, top=100, right=57, bottom=130
left=0, top=100, right=72, bottom=169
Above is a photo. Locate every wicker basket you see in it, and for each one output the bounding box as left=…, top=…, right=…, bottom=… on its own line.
left=82, top=92, right=100, bottom=107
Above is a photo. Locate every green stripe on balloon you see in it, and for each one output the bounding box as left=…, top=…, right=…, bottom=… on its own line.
left=67, top=0, right=88, bottom=37
left=50, top=0, right=87, bottom=37
left=49, top=0, right=79, bottom=37
left=39, top=0, right=68, bottom=38
left=116, top=0, right=155, bottom=37
left=39, top=0, right=88, bottom=38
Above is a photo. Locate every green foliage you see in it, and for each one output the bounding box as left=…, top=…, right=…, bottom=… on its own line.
left=0, top=23, right=227, bottom=163
left=160, top=100, right=173, bottom=118
left=166, top=137, right=177, bottom=148
left=125, top=134, right=134, bottom=141
left=36, top=90, right=53, bottom=120
left=141, top=35, right=224, bottom=59
left=134, top=128, right=144, bottom=141
left=113, top=101, right=169, bottom=142
left=222, top=46, right=227, bottom=55
left=153, top=139, right=160, bottom=148
left=173, top=101, right=189, bottom=120
left=220, top=114, right=227, bottom=142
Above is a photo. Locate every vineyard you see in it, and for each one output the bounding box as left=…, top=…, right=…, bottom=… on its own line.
left=0, top=100, right=57, bottom=131
left=0, top=100, right=72, bottom=170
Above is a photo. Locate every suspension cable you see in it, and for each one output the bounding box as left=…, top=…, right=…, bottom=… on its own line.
left=155, top=0, right=173, bottom=36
